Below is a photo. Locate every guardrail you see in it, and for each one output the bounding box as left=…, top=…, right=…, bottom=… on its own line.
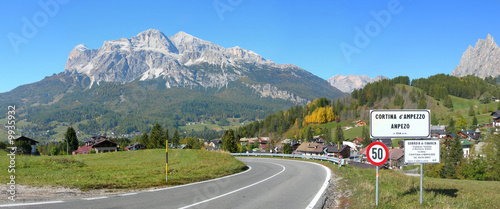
left=231, top=153, right=345, bottom=166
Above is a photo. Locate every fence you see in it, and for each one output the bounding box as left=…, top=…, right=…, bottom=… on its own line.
left=230, top=153, right=345, bottom=166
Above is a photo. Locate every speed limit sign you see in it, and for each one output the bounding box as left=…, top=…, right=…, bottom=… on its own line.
left=366, top=142, right=389, bottom=166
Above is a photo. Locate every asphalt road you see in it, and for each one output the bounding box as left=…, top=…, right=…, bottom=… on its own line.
left=2, top=158, right=331, bottom=209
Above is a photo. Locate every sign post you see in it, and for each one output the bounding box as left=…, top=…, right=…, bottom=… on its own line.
left=404, top=139, right=440, bottom=205
left=165, top=139, right=168, bottom=182
left=366, top=141, right=389, bottom=206
left=370, top=109, right=431, bottom=139
left=370, top=109, right=433, bottom=205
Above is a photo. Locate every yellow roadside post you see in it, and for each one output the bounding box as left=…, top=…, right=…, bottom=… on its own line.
left=165, top=140, right=168, bottom=182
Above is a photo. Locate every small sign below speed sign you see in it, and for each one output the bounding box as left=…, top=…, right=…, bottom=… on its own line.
left=366, top=142, right=389, bottom=166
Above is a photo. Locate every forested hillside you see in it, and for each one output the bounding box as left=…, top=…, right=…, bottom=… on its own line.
left=238, top=74, right=500, bottom=142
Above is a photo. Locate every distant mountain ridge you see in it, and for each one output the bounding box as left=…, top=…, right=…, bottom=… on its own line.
left=0, top=29, right=346, bottom=136
left=64, top=29, right=344, bottom=104
left=327, top=74, right=388, bottom=93
left=452, top=34, right=500, bottom=78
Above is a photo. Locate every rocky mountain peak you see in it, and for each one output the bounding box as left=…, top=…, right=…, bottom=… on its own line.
left=452, top=34, right=500, bottom=78
left=130, top=29, right=178, bottom=53
left=169, top=31, right=222, bottom=54
left=327, top=74, right=388, bottom=93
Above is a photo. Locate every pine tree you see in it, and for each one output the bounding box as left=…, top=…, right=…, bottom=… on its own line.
left=361, top=126, right=371, bottom=148
left=418, top=97, right=427, bottom=109
left=64, top=127, right=78, bottom=153
left=139, top=132, right=149, bottom=147
left=322, top=127, right=332, bottom=143
left=172, top=129, right=180, bottom=148
left=450, top=134, right=464, bottom=178
left=446, top=117, right=456, bottom=134
left=443, top=96, right=453, bottom=108
left=222, top=129, right=238, bottom=153
left=306, top=126, right=314, bottom=142
left=471, top=115, right=478, bottom=129
left=468, top=106, right=475, bottom=116
left=335, top=124, right=344, bottom=144
left=283, top=143, right=292, bottom=154
left=441, top=137, right=454, bottom=178
left=483, top=134, right=500, bottom=180
left=148, top=123, right=164, bottom=149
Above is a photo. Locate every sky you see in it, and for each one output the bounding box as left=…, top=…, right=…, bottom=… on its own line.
left=1, top=0, right=499, bottom=93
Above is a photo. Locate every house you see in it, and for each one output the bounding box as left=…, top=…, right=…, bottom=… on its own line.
left=206, top=140, right=222, bottom=149
left=356, top=120, right=367, bottom=127
left=372, top=138, right=393, bottom=149
left=352, top=137, right=365, bottom=148
left=398, top=140, right=405, bottom=148
left=357, top=147, right=369, bottom=163
left=491, top=110, right=500, bottom=126
left=239, top=138, right=249, bottom=146
left=325, top=143, right=351, bottom=159
left=14, top=136, right=39, bottom=155
left=342, top=141, right=357, bottom=152
left=295, top=142, right=326, bottom=155
left=431, top=125, right=446, bottom=139
left=460, top=138, right=472, bottom=158
left=388, top=148, right=404, bottom=168
left=258, top=137, right=269, bottom=150
left=72, top=136, right=118, bottom=154
left=313, top=138, right=325, bottom=144
left=124, top=143, right=146, bottom=151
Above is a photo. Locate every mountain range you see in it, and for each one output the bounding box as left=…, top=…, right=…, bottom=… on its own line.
left=0, top=29, right=345, bottom=137
left=452, top=34, right=500, bottom=78
left=327, top=74, right=388, bottom=93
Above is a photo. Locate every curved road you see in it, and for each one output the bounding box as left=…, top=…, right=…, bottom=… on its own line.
left=2, top=158, right=331, bottom=209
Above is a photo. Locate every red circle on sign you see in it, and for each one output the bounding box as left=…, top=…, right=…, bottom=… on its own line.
left=366, top=141, right=389, bottom=166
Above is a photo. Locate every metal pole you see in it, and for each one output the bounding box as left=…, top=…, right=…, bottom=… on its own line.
left=376, top=165, right=379, bottom=206
left=420, top=163, right=423, bottom=204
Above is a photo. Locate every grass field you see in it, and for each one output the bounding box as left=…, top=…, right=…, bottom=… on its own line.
left=0, top=149, right=246, bottom=191
left=321, top=162, right=500, bottom=208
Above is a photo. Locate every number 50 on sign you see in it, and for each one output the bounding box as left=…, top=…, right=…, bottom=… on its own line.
left=366, top=142, right=389, bottom=166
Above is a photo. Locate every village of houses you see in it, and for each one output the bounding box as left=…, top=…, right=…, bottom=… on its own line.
left=12, top=111, right=499, bottom=171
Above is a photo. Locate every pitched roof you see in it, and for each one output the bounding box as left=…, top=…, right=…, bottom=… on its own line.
left=358, top=147, right=368, bottom=155
left=491, top=110, right=500, bottom=117
left=92, top=139, right=118, bottom=147
left=73, top=145, right=93, bottom=154
left=296, top=142, right=325, bottom=153
left=389, top=149, right=404, bottom=160
left=15, top=136, right=39, bottom=144
left=372, top=139, right=393, bottom=148
left=326, top=144, right=349, bottom=153
left=460, top=138, right=472, bottom=146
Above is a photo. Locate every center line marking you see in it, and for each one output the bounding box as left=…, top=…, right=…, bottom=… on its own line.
left=179, top=162, right=286, bottom=209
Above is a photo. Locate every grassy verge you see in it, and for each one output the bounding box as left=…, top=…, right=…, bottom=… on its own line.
left=237, top=156, right=500, bottom=208
left=322, top=163, right=500, bottom=208
left=0, top=149, right=246, bottom=191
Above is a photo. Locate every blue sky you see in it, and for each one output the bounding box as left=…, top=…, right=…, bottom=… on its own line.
left=1, top=0, right=499, bottom=93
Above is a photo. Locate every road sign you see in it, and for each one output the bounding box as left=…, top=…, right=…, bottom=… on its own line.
left=370, top=109, right=431, bottom=138
left=366, top=142, right=389, bottom=166
left=404, top=139, right=440, bottom=164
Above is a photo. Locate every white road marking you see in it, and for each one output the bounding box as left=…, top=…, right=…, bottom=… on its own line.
left=179, top=162, right=286, bottom=209
left=305, top=162, right=332, bottom=209
left=0, top=201, right=65, bottom=207
left=147, top=165, right=252, bottom=192
left=117, top=192, right=138, bottom=197
left=83, top=196, right=109, bottom=200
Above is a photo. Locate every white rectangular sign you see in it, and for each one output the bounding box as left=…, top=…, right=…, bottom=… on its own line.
left=404, top=140, right=440, bottom=164
left=370, top=109, right=430, bottom=138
